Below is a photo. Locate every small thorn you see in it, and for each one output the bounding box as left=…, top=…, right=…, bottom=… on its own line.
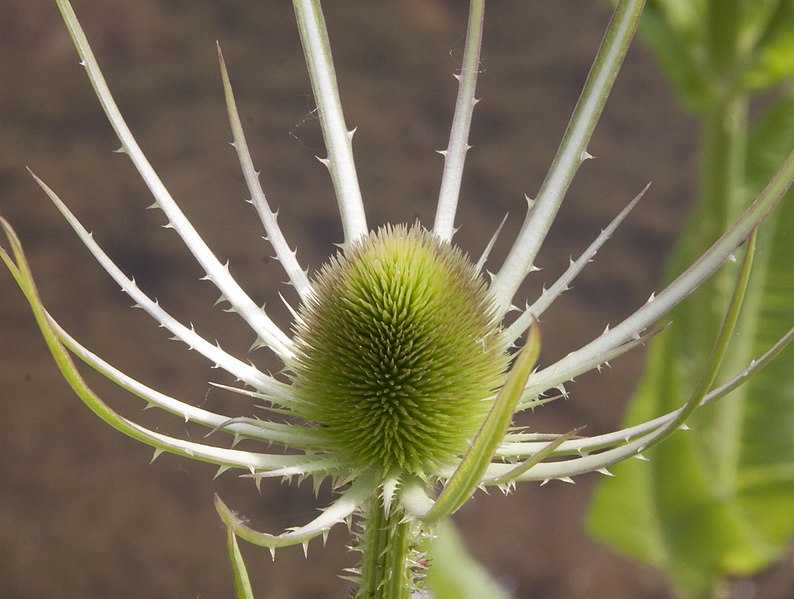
left=596, top=468, right=614, bottom=477
left=214, top=465, right=231, bottom=480
left=249, top=337, right=268, bottom=352
left=150, top=448, right=164, bottom=464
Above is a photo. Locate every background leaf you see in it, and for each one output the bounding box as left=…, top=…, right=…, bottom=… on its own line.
left=426, top=522, right=512, bottom=599
left=640, top=1, right=794, bottom=113
left=638, top=1, right=711, bottom=113
left=588, top=88, right=794, bottom=598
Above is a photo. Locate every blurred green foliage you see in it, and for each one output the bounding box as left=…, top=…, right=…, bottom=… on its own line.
left=589, top=2, right=794, bottom=597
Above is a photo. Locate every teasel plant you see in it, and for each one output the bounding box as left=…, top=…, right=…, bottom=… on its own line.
left=2, top=0, right=793, bottom=597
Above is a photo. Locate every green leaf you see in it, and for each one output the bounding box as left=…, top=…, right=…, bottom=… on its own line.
left=639, top=1, right=794, bottom=112
left=742, top=1, right=794, bottom=90
left=226, top=530, right=255, bottom=599
left=426, top=521, right=512, bottom=599
left=638, top=1, right=711, bottom=113
left=587, top=90, right=794, bottom=598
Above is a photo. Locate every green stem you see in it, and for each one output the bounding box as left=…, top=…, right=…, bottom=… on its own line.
left=682, top=83, right=752, bottom=506
left=701, top=94, right=755, bottom=500
left=706, top=0, right=738, bottom=77
left=675, top=92, right=749, bottom=368
left=700, top=96, right=748, bottom=235
left=357, top=499, right=416, bottom=599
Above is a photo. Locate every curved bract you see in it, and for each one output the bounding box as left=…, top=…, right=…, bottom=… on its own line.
left=2, top=0, right=793, bottom=597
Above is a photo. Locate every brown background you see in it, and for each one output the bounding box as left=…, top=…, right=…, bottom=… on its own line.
left=1, top=1, right=790, bottom=598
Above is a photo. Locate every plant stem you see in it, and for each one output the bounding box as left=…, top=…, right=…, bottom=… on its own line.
left=357, top=499, right=416, bottom=599
left=697, top=92, right=752, bottom=497
left=668, top=0, right=747, bottom=361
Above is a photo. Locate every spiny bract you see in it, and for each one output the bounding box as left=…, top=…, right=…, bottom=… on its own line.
left=290, top=224, right=508, bottom=475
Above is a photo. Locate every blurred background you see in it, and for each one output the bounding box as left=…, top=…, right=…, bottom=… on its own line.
left=2, top=1, right=785, bottom=597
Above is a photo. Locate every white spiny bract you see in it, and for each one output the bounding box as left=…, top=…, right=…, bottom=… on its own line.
left=2, top=1, right=793, bottom=596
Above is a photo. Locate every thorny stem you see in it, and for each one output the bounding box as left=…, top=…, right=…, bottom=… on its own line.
left=357, top=500, right=415, bottom=599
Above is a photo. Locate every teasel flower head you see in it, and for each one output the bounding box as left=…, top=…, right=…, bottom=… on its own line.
left=2, top=0, right=793, bottom=596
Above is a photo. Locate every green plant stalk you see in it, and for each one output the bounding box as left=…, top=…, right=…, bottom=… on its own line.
left=706, top=0, right=738, bottom=77
left=357, top=500, right=415, bottom=599
left=680, top=96, right=748, bottom=366
left=690, top=0, right=747, bottom=352
left=687, top=3, right=772, bottom=527
left=664, top=0, right=748, bottom=379
left=702, top=102, right=752, bottom=500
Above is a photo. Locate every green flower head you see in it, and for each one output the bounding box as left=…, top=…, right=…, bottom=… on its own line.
left=291, top=224, right=508, bottom=475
